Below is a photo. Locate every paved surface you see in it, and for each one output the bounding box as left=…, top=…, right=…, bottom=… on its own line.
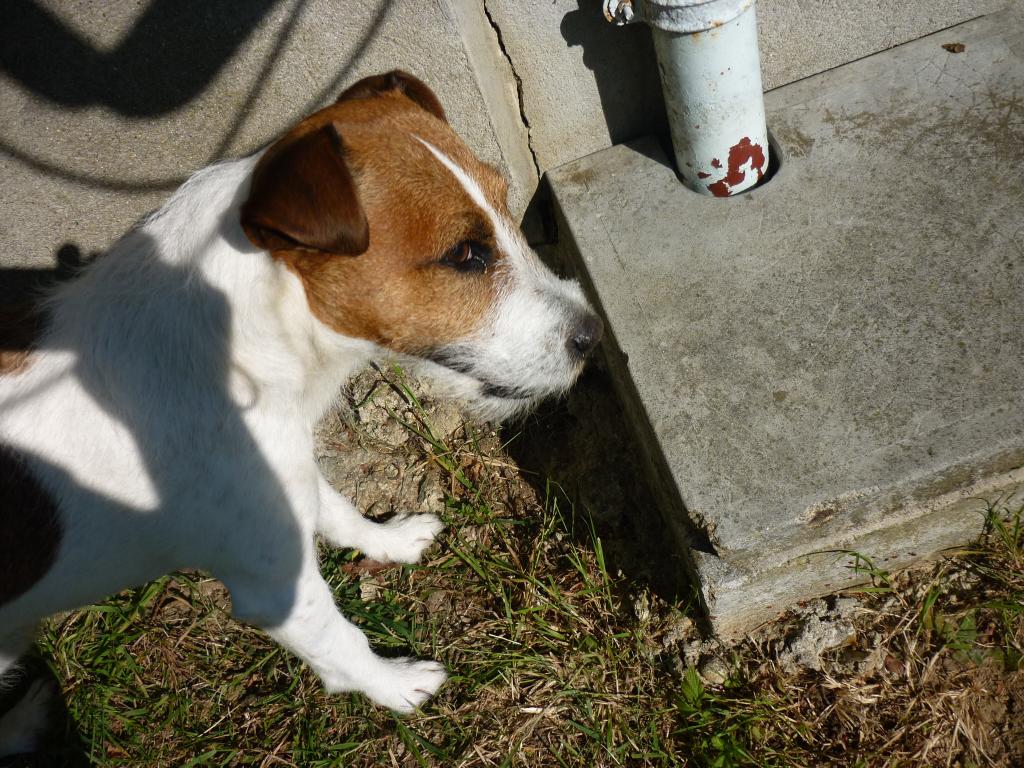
left=485, top=0, right=1007, bottom=173
left=1, top=1, right=1006, bottom=295
left=0, top=0, right=514, bottom=288
left=549, top=9, right=1024, bottom=638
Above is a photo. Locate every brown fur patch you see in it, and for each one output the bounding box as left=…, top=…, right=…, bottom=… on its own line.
left=241, top=124, right=369, bottom=256
left=0, top=446, right=62, bottom=606
left=335, top=70, right=448, bottom=124
left=243, top=75, right=512, bottom=355
left=0, top=302, right=44, bottom=376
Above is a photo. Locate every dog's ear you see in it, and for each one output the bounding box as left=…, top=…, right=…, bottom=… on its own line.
left=336, top=70, right=447, bottom=123
left=241, top=123, right=369, bottom=255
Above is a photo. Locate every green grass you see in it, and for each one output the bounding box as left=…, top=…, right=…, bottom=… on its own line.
left=28, top=372, right=694, bottom=766
left=20, top=368, right=1024, bottom=767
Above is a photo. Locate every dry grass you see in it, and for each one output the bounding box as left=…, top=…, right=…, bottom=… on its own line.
left=7, top=365, right=1023, bottom=767
left=669, top=507, right=1024, bottom=768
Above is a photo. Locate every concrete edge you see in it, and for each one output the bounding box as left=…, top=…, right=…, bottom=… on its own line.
left=448, top=0, right=538, bottom=218
left=548, top=141, right=1024, bottom=639
left=549, top=189, right=716, bottom=625
left=706, top=471, right=1024, bottom=641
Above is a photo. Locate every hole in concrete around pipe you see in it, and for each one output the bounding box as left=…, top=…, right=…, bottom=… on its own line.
left=753, top=128, right=783, bottom=191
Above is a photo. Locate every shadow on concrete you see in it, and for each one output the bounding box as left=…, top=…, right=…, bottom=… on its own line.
left=0, top=246, right=93, bottom=311
left=0, top=0, right=396, bottom=194
left=521, top=2, right=672, bottom=246
left=559, top=0, right=669, bottom=156
left=0, top=0, right=280, bottom=117
left=0, top=140, right=190, bottom=194
left=0, top=0, right=279, bottom=193
left=207, top=0, right=395, bottom=164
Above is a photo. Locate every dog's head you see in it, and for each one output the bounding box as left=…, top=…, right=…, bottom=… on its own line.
left=241, top=71, right=602, bottom=419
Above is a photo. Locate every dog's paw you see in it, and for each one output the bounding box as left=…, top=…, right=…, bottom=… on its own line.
left=360, top=514, right=444, bottom=564
left=364, top=657, right=447, bottom=714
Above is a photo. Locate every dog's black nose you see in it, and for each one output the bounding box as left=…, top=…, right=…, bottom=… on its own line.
left=567, top=313, right=604, bottom=359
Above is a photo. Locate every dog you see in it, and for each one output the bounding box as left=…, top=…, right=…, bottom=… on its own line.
left=0, top=70, right=603, bottom=752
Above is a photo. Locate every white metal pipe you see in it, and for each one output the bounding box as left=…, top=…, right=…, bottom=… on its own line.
left=605, top=0, right=770, bottom=197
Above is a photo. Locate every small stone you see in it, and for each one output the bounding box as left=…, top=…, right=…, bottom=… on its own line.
left=778, top=614, right=857, bottom=673
left=661, top=613, right=695, bottom=649
left=856, top=645, right=887, bottom=677
left=682, top=638, right=718, bottom=668
left=832, top=597, right=861, bottom=620
left=633, top=592, right=651, bottom=623
left=424, top=590, right=450, bottom=614
left=417, top=472, right=446, bottom=515
left=427, top=402, right=465, bottom=439
left=698, top=656, right=731, bottom=685
left=360, top=579, right=380, bottom=601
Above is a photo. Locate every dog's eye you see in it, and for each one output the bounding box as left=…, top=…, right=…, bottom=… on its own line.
left=440, top=240, right=491, bottom=273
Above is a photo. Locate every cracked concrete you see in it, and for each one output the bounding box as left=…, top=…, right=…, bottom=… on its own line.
left=479, top=0, right=1009, bottom=175
left=1, top=1, right=1009, bottom=283
left=481, top=1, right=540, bottom=179
left=450, top=0, right=538, bottom=214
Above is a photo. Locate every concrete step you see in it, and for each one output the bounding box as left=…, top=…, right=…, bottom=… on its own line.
left=548, top=9, right=1024, bottom=639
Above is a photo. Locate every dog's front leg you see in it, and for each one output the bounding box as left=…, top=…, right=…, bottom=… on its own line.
left=315, top=473, right=443, bottom=563
left=227, top=557, right=447, bottom=712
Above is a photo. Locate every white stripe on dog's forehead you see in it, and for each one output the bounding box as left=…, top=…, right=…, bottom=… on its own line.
left=415, top=137, right=521, bottom=263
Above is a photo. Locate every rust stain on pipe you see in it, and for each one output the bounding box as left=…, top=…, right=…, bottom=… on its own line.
left=706, top=136, right=766, bottom=197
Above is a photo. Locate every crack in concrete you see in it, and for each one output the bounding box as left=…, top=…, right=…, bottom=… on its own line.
left=482, top=1, right=540, bottom=178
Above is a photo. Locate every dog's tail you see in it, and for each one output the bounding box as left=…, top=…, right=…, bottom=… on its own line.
left=0, top=671, right=53, bottom=758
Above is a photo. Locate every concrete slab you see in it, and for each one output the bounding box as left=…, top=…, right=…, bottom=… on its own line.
left=484, top=0, right=1008, bottom=174
left=549, top=10, right=1024, bottom=638
left=0, top=0, right=518, bottom=284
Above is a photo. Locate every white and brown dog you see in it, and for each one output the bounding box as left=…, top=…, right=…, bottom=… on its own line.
left=0, top=71, right=602, bottom=751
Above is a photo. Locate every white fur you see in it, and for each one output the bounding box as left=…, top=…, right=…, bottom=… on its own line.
left=0, top=154, right=446, bottom=735
left=0, top=680, right=53, bottom=756
left=414, top=139, right=594, bottom=420
left=0, top=134, right=597, bottom=750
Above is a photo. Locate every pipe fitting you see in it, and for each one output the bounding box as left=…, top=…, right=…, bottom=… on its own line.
left=603, top=0, right=635, bottom=25
left=630, top=0, right=754, bottom=33
left=605, top=0, right=769, bottom=197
